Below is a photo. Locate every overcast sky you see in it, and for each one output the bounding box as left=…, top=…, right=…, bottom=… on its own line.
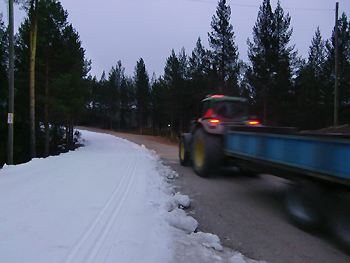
left=1, top=0, right=350, bottom=79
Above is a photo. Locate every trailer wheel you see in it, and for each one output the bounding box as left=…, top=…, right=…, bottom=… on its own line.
left=179, top=136, right=190, bottom=166
left=329, top=197, right=350, bottom=252
left=192, top=128, right=222, bottom=177
left=285, top=182, right=324, bottom=230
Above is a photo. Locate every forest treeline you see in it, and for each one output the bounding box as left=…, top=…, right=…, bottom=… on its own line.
left=1, top=0, right=350, bottom=166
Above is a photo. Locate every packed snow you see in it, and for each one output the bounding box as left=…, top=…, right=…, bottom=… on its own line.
left=0, top=130, right=266, bottom=263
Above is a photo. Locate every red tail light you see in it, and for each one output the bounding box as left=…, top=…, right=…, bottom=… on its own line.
left=211, top=95, right=225, bottom=98
left=210, top=119, right=220, bottom=123
left=249, top=121, right=260, bottom=125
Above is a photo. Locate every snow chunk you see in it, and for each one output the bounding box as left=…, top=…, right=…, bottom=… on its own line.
left=154, top=159, right=179, bottom=180
left=174, top=192, right=191, bottom=208
left=191, top=232, right=223, bottom=252
left=230, top=252, right=249, bottom=263
left=164, top=200, right=177, bottom=212
left=160, top=165, right=179, bottom=179
left=161, top=181, right=176, bottom=195
left=164, top=208, right=198, bottom=233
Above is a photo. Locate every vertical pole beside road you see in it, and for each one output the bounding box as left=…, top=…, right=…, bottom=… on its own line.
left=7, top=0, right=14, bottom=165
left=334, top=2, right=339, bottom=128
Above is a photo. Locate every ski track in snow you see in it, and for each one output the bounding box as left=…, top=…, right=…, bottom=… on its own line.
left=62, top=139, right=139, bottom=263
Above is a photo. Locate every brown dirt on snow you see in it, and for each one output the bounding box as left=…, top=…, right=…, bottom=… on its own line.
left=301, top=124, right=350, bottom=135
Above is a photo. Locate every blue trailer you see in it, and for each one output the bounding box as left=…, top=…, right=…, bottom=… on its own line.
left=179, top=95, right=350, bottom=252
left=224, top=126, right=350, bottom=252
left=224, top=126, right=350, bottom=185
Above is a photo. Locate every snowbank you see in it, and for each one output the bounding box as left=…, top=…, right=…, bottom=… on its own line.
left=0, top=130, right=266, bottom=263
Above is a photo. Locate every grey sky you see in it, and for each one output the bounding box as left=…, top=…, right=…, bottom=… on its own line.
left=1, top=0, right=349, bottom=79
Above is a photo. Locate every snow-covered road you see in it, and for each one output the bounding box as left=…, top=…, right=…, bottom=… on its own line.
left=0, top=130, right=264, bottom=263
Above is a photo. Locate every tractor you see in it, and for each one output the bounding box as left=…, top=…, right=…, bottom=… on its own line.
left=179, top=95, right=260, bottom=177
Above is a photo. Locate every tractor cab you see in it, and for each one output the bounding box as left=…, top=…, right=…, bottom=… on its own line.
left=180, top=95, right=261, bottom=173
left=200, top=95, right=249, bottom=122
left=192, top=95, right=259, bottom=134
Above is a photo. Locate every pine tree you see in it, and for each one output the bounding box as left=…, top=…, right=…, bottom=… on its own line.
left=134, top=58, right=150, bottom=133
left=150, top=75, right=167, bottom=133
left=107, top=61, right=123, bottom=129
left=119, top=75, right=134, bottom=129
left=188, top=37, right=211, bottom=115
left=177, top=48, right=189, bottom=132
left=85, top=75, right=98, bottom=123
left=164, top=50, right=179, bottom=136
left=247, top=0, right=296, bottom=125
left=326, top=12, right=350, bottom=125
left=208, top=0, right=239, bottom=94
left=295, top=27, right=329, bottom=129
left=163, top=49, right=189, bottom=137
left=55, top=23, right=90, bottom=148
left=14, top=0, right=90, bottom=160
left=34, top=0, right=68, bottom=156
left=97, top=71, right=109, bottom=127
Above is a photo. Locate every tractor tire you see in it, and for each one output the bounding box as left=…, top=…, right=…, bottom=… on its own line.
left=191, top=128, right=222, bottom=177
left=285, top=181, right=324, bottom=230
left=179, top=135, right=190, bottom=166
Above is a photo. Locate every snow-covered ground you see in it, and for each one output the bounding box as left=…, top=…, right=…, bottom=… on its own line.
left=0, top=130, right=265, bottom=263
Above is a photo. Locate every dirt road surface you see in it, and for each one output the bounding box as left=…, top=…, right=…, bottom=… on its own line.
left=78, top=127, right=350, bottom=263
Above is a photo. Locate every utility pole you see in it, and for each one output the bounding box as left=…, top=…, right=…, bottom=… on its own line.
left=334, top=2, right=339, bottom=127
left=7, top=0, right=14, bottom=165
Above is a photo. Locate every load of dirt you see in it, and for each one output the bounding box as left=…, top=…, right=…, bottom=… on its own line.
left=301, top=124, right=350, bottom=135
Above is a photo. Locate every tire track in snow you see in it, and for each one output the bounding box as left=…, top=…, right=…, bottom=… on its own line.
left=63, top=139, right=140, bottom=263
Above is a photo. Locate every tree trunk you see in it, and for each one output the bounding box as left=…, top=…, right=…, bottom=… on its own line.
left=139, top=108, right=143, bottom=134
left=118, top=102, right=121, bottom=132
left=109, top=108, right=113, bottom=129
left=44, top=53, right=50, bottom=157
left=29, top=0, right=38, bottom=159
left=66, top=118, right=69, bottom=151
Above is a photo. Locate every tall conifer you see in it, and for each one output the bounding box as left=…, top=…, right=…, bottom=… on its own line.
left=134, top=58, right=150, bottom=133
left=247, top=0, right=296, bottom=125
left=326, top=13, right=350, bottom=124
left=208, top=0, right=239, bottom=94
left=295, top=27, right=328, bottom=129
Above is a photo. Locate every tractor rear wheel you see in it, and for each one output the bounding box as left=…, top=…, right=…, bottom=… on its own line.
left=191, top=128, right=222, bottom=177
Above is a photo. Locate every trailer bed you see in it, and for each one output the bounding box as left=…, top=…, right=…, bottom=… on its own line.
left=224, top=126, right=350, bottom=185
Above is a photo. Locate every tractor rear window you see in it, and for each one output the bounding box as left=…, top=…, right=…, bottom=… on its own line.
left=201, top=101, right=210, bottom=117
left=214, top=101, right=247, bottom=120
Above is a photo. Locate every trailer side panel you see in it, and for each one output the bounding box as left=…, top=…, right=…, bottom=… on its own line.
left=224, top=130, right=350, bottom=183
